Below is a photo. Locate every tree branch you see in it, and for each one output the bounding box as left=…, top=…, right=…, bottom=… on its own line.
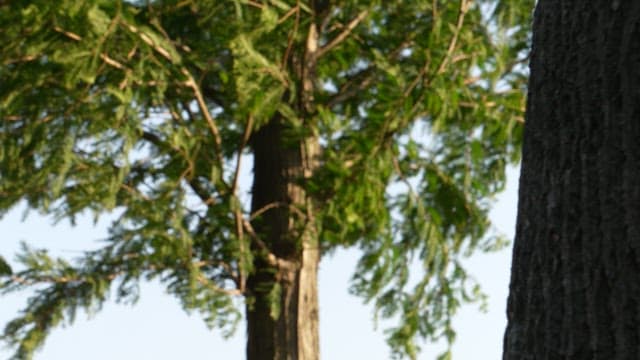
left=181, top=68, right=226, bottom=181
left=404, top=0, right=470, bottom=97
left=316, top=10, right=369, bottom=58
left=327, top=66, right=377, bottom=108
left=231, top=115, right=254, bottom=196
left=435, top=0, right=470, bottom=75
left=327, top=39, right=411, bottom=108
left=140, top=130, right=217, bottom=205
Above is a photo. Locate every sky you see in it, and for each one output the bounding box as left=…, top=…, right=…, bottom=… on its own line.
left=0, top=166, right=520, bottom=360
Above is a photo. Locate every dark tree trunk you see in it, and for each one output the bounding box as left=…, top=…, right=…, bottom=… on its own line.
left=245, top=10, right=321, bottom=359
left=504, top=1, right=640, bottom=359
left=247, top=119, right=320, bottom=360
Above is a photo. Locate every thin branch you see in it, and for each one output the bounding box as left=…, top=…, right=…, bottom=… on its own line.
left=196, top=273, right=243, bottom=296
left=241, top=218, right=296, bottom=271
left=140, top=130, right=217, bottom=205
left=10, top=263, right=242, bottom=297
left=246, top=0, right=264, bottom=9
left=181, top=68, right=226, bottom=180
left=52, top=25, right=129, bottom=73
left=392, top=156, right=418, bottom=200
left=327, top=66, right=377, bottom=108
left=228, top=114, right=254, bottom=293
left=404, top=54, right=432, bottom=97
left=234, top=210, right=246, bottom=292
left=278, top=3, right=299, bottom=24
left=180, top=100, right=196, bottom=123
left=404, top=0, right=470, bottom=97
left=249, top=201, right=307, bottom=221
left=9, top=271, right=120, bottom=286
left=3, top=54, right=38, bottom=65
left=193, top=259, right=240, bottom=285
left=435, top=0, right=470, bottom=75
left=327, top=40, right=411, bottom=107
left=53, top=26, right=82, bottom=41
left=249, top=202, right=285, bottom=220
left=120, top=183, right=151, bottom=201
left=281, top=3, right=301, bottom=69
left=99, top=53, right=126, bottom=69
left=316, top=10, right=369, bottom=58
left=231, top=115, right=254, bottom=195
left=120, top=21, right=175, bottom=62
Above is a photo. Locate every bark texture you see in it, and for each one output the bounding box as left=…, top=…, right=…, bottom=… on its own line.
left=247, top=119, right=320, bottom=360
left=245, top=12, right=322, bottom=360
left=504, top=1, right=640, bottom=359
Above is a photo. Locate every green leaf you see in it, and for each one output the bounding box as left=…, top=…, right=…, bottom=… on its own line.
left=87, top=5, right=111, bottom=35
left=0, top=0, right=532, bottom=358
left=0, top=256, right=12, bottom=276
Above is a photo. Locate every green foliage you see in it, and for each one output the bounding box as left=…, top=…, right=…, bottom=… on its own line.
left=0, top=256, right=11, bottom=276
left=0, top=0, right=533, bottom=358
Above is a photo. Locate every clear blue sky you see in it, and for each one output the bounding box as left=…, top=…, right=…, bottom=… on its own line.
left=0, top=166, right=519, bottom=359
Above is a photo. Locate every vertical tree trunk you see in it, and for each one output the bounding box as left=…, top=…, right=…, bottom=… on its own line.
left=245, top=13, right=322, bottom=359
left=247, top=119, right=320, bottom=360
left=504, top=1, right=640, bottom=359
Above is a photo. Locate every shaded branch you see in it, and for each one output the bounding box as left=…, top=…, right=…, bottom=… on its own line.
left=241, top=218, right=296, bottom=272
left=231, top=115, right=254, bottom=196
left=140, top=130, right=217, bottom=206
left=435, top=0, right=470, bottom=75
left=181, top=68, right=226, bottom=181
left=316, top=10, right=369, bottom=58
left=327, top=39, right=411, bottom=108
left=327, top=66, right=377, bottom=108
left=404, top=0, right=470, bottom=97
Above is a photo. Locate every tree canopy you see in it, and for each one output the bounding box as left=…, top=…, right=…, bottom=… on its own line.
left=0, top=1, right=532, bottom=359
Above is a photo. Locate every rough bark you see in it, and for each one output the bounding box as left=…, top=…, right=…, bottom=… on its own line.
left=504, top=1, right=640, bottom=359
left=246, top=119, right=320, bottom=360
left=244, top=11, right=322, bottom=359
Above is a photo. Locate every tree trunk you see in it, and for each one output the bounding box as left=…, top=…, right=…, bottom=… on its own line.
left=504, top=1, right=640, bottom=359
left=247, top=119, right=320, bottom=360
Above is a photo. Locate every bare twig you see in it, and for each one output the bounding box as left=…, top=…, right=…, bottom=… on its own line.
left=120, top=21, right=175, bottom=62
left=99, top=53, right=125, bottom=69
left=53, top=26, right=82, bottom=41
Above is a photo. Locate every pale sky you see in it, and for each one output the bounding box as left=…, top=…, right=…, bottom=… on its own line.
left=0, top=166, right=520, bottom=360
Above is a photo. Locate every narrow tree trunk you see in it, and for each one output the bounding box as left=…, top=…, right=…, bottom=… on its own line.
left=504, top=1, right=640, bottom=359
left=247, top=119, right=320, bottom=360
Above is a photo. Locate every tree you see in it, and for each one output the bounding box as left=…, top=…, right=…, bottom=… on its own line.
left=503, top=1, right=640, bottom=358
left=0, top=1, right=531, bottom=359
